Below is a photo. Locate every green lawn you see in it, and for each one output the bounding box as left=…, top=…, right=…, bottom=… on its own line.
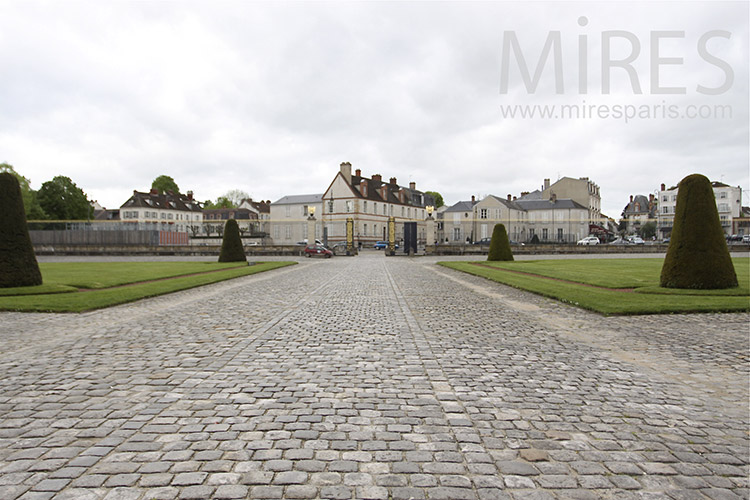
left=440, top=258, right=750, bottom=315
left=0, top=261, right=295, bottom=312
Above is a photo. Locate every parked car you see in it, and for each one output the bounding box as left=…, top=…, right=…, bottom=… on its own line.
left=576, top=236, right=600, bottom=245
left=629, top=236, right=645, bottom=245
left=304, top=244, right=332, bottom=258
left=473, top=238, right=491, bottom=245
left=374, top=241, right=399, bottom=249
left=609, top=238, right=629, bottom=245
left=297, top=239, right=323, bottom=246
left=743, top=235, right=750, bottom=244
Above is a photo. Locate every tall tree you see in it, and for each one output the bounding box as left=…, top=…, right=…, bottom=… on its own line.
left=0, top=163, right=46, bottom=219
left=224, top=189, right=250, bottom=207
left=425, top=191, right=444, bottom=208
left=151, top=175, right=180, bottom=194
left=37, top=176, right=93, bottom=220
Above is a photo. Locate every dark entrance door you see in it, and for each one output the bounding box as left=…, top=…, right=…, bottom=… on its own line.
left=403, top=222, right=417, bottom=255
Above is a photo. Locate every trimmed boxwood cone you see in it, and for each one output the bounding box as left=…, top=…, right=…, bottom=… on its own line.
left=218, top=219, right=247, bottom=263
left=487, top=223, right=514, bottom=261
left=0, top=172, right=43, bottom=287
left=660, top=173, right=737, bottom=289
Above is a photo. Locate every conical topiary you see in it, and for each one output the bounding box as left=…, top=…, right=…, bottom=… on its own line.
left=660, top=173, right=737, bottom=289
left=0, top=172, right=43, bottom=287
left=218, top=219, right=247, bottom=263
left=487, top=223, right=514, bottom=261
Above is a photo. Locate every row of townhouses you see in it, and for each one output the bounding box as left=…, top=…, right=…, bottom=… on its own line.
left=620, top=182, right=748, bottom=239
left=96, top=164, right=747, bottom=245
left=439, top=176, right=604, bottom=244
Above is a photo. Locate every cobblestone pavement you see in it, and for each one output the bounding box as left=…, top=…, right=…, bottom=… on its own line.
left=1, top=254, right=748, bottom=500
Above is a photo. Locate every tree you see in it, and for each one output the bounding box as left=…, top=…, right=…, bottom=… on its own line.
left=639, top=221, right=657, bottom=240
left=224, top=189, right=250, bottom=207
left=0, top=163, right=46, bottom=220
left=37, top=176, right=93, bottom=220
left=151, top=175, right=179, bottom=194
left=0, top=173, right=43, bottom=287
left=487, top=223, right=514, bottom=261
left=660, top=174, right=737, bottom=289
left=425, top=191, right=444, bottom=208
left=218, top=219, right=247, bottom=263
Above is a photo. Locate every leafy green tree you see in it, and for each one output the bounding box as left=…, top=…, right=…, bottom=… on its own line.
left=37, top=176, right=93, bottom=220
left=425, top=191, right=444, bottom=208
left=218, top=219, right=247, bottom=263
left=487, top=223, right=514, bottom=261
left=660, top=174, right=737, bottom=289
left=639, top=221, right=657, bottom=240
left=0, top=163, right=46, bottom=219
left=224, top=189, right=250, bottom=207
left=0, top=173, right=43, bottom=287
left=151, top=175, right=180, bottom=194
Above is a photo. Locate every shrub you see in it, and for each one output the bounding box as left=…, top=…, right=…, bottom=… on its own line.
left=218, top=219, right=247, bottom=263
left=487, top=223, right=514, bottom=261
left=0, top=173, right=43, bottom=287
left=528, top=234, right=540, bottom=244
left=660, top=174, right=737, bottom=289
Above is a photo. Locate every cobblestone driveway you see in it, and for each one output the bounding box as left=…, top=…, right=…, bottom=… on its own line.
left=1, top=254, right=748, bottom=500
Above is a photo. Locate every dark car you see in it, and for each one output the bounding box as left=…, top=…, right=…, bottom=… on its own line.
left=304, top=244, right=333, bottom=258
left=473, top=238, right=492, bottom=245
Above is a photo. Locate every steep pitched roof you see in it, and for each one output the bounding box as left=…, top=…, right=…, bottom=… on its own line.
left=121, top=190, right=202, bottom=212
left=272, top=194, right=323, bottom=205
left=515, top=198, right=587, bottom=210
left=347, top=173, right=435, bottom=208
left=444, top=200, right=477, bottom=212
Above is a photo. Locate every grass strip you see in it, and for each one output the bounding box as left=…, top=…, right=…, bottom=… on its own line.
left=0, top=262, right=295, bottom=313
left=440, top=259, right=749, bottom=315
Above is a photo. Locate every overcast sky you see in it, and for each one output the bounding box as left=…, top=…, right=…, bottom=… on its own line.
left=1, top=1, right=747, bottom=218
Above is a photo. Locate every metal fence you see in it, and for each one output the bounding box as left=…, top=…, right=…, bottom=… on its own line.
left=29, top=230, right=175, bottom=246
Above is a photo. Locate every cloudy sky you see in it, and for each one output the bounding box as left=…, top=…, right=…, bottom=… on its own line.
left=1, top=1, right=747, bottom=218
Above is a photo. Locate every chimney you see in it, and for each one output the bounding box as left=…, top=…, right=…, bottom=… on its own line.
left=150, top=188, right=159, bottom=195
left=507, top=194, right=512, bottom=201
left=355, top=168, right=361, bottom=177
left=471, top=195, right=475, bottom=203
left=649, top=193, right=654, bottom=203
left=630, top=195, right=634, bottom=202
left=409, top=181, right=416, bottom=190
left=372, top=174, right=382, bottom=183
left=544, top=178, right=550, bottom=190
left=390, top=177, right=397, bottom=185
left=340, top=162, right=352, bottom=183
left=660, top=183, right=665, bottom=191
left=513, top=196, right=517, bottom=201
left=187, top=190, right=193, bottom=201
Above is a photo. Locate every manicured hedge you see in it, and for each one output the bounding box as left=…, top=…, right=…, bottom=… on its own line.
left=660, top=174, right=737, bottom=289
left=218, top=219, right=247, bottom=263
left=0, top=173, right=43, bottom=287
left=487, top=223, right=514, bottom=262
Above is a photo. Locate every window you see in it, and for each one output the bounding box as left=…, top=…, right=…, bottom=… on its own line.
left=663, top=206, right=670, bottom=214
left=373, top=203, right=377, bottom=214
left=328, top=200, right=334, bottom=213
left=168, top=213, right=173, bottom=220
left=453, top=228, right=461, bottom=241
left=662, top=195, right=668, bottom=202
left=345, top=201, right=352, bottom=213
left=363, top=201, right=367, bottom=213
left=363, top=224, right=368, bottom=236
left=285, top=226, right=291, bottom=239
left=542, top=228, right=548, bottom=240
left=480, top=208, right=487, bottom=219
left=720, top=192, right=727, bottom=199
left=401, top=207, right=405, bottom=217
left=285, top=206, right=291, bottom=217
left=529, top=228, right=535, bottom=237
left=481, top=224, right=487, bottom=239
left=161, top=213, right=166, bottom=219
left=558, top=228, right=564, bottom=241
left=303, top=205, right=308, bottom=216
left=453, top=213, right=460, bottom=223
left=718, top=203, right=729, bottom=212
